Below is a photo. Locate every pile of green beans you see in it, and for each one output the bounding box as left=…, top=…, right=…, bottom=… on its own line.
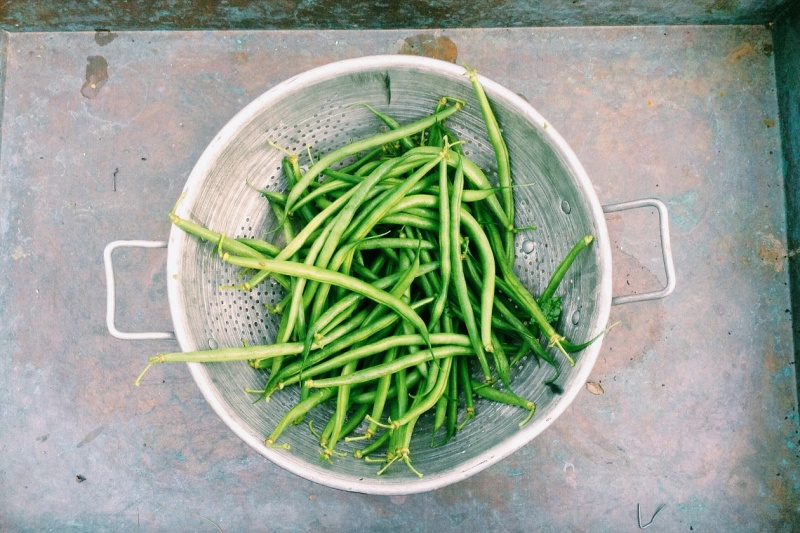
left=141, top=67, right=600, bottom=477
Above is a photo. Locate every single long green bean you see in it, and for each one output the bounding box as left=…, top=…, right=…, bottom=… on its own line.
left=146, top=341, right=304, bottom=365
left=323, top=360, right=358, bottom=458
left=465, top=67, right=514, bottom=264
left=459, top=209, right=496, bottom=355
left=429, top=157, right=451, bottom=330
left=449, top=158, right=492, bottom=382
left=470, top=380, right=535, bottom=427
left=539, top=234, right=594, bottom=304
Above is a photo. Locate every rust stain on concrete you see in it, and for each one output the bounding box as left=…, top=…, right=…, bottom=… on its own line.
left=727, top=42, right=757, bottom=63
left=757, top=233, right=787, bottom=272
left=399, top=34, right=458, bottom=63
left=81, top=55, right=109, bottom=99
left=94, top=30, right=117, bottom=46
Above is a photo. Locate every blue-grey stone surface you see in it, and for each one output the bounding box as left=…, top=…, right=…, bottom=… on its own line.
left=0, top=25, right=796, bottom=531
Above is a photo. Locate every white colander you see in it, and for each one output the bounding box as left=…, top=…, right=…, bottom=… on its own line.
left=105, top=55, right=675, bottom=494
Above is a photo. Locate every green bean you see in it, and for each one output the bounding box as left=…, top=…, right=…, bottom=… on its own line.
left=338, top=402, right=371, bottom=441
left=338, top=147, right=384, bottom=175
left=489, top=331, right=512, bottom=391
left=424, top=96, right=449, bottom=149
left=281, top=155, right=317, bottom=226
left=322, top=360, right=358, bottom=459
left=316, top=409, right=337, bottom=447
left=354, top=427, right=391, bottom=459
left=321, top=167, right=363, bottom=185
left=449, top=157, right=492, bottom=382
left=431, top=388, right=449, bottom=446
left=457, top=355, right=475, bottom=429
left=470, top=380, right=535, bottom=427
left=445, top=355, right=459, bottom=442
left=220, top=255, right=431, bottom=347
left=349, top=368, right=422, bottom=405
left=145, top=341, right=304, bottom=366
left=269, top=294, right=296, bottom=378
left=362, top=343, right=400, bottom=440
left=539, top=234, right=593, bottom=304
left=459, top=209, right=496, bottom=355
left=234, top=237, right=281, bottom=257
left=284, top=101, right=463, bottom=215
left=305, top=345, right=473, bottom=389
left=290, top=178, right=352, bottom=214
left=480, top=204, right=575, bottom=365
left=349, top=102, right=416, bottom=151
left=391, top=355, right=452, bottom=429
left=264, top=387, right=336, bottom=448
left=378, top=213, right=439, bottom=231
left=422, top=186, right=499, bottom=203
left=289, top=333, right=469, bottom=389
left=354, top=158, right=385, bottom=177
left=466, top=67, right=514, bottom=264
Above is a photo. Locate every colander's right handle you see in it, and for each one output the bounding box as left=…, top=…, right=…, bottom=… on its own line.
left=602, top=198, right=676, bottom=306
left=103, top=240, right=175, bottom=341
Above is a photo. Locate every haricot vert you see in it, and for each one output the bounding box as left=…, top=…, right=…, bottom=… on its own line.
left=139, top=66, right=609, bottom=477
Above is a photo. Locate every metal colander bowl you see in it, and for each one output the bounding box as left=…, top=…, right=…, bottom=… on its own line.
left=166, top=55, right=612, bottom=494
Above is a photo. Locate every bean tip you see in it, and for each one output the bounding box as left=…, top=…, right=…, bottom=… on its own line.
left=265, top=438, right=290, bottom=450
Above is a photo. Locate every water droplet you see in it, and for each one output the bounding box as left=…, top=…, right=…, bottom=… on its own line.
left=521, top=240, right=535, bottom=254
left=561, top=200, right=571, bottom=214
left=571, top=311, right=581, bottom=325
left=208, top=338, right=219, bottom=349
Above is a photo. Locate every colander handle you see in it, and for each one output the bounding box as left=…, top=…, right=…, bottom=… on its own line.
left=103, top=240, right=176, bottom=341
left=602, top=198, right=676, bottom=306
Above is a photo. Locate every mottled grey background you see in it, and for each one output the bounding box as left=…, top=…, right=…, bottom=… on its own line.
left=1, top=1, right=799, bottom=532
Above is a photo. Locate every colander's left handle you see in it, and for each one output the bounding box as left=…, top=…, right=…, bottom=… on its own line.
left=103, top=240, right=176, bottom=341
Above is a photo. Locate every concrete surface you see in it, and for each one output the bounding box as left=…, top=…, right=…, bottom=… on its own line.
left=0, top=26, right=797, bottom=531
